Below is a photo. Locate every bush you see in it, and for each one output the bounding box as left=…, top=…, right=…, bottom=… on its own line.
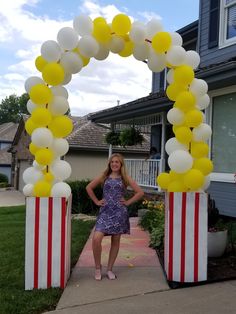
left=139, top=201, right=165, bottom=249
left=0, top=173, right=8, bottom=183
left=67, top=179, right=102, bottom=215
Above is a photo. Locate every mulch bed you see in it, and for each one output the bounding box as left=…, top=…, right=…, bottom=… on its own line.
left=157, top=248, right=236, bottom=289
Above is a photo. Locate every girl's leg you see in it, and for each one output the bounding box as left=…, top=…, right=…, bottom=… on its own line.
left=107, top=234, right=121, bottom=279
left=92, top=231, right=104, bottom=279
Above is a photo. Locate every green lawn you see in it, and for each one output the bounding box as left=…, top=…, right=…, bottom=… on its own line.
left=0, top=205, right=95, bottom=314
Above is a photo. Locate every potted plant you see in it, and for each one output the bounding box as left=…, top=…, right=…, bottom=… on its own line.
left=105, top=130, right=121, bottom=146
left=208, top=195, right=228, bottom=257
left=119, top=127, right=144, bottom=147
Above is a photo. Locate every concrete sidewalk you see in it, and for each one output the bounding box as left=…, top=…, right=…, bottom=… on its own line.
left=0, top=188, right=25, bottom=206
left=44, top=217, right=236, bottom=314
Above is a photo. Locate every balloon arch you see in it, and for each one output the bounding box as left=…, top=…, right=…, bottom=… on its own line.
left=22, top=13, right=213, bottom=198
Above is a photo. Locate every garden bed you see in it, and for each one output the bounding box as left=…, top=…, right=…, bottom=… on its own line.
left=157, top=247, right=236, bottom=289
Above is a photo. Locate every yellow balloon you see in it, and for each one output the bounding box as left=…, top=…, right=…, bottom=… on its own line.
left=157, top=173, right=170, bottom=189
left=118, top=40, right=134, bottom=57
left=152, top=32, right=172, bottom=53
left=29, top=143, right=40, bottom=155
left=44, top=172, right=54, bottom=182
left=35, top=148, right=54, bottom=165
left=93, top=22, right=111, bottom=43
left=111, top=14, right=131, bottom=36
left=31, top=108, right=52, bottom=127
left=193, top=158, right=213, bottom=175
left=42, top=63, right=64, bottom=86
left=33, top=180, right=51, bottom=197
left=166, top=83, right=187, bottom=101
left=175, top=91, right=196, bottom=112
left=169, top=170, right=186, bottom=181
left=185, top=110, right=203, bottom=127
left=48, top=116, right=73, bottom=138
left=184, top=169, right=204, bottom=190
left=29, top=84, right=53, bottom=105
left=175, top=126, right=192, bottom=144
left=173, top=65, right=194, bottom=85
left=93, top=17, right=107, bottom=25
left=25, top=118, right=37, bottom=135
left=191, top=141, right=209, bottom=158
left=35, top=55, right=47, bottom=72
left=167, top=180, right=187, bottom=192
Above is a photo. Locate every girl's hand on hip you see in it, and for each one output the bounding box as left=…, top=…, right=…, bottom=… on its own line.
left=120, top=198, right=129, bottom=206
left=96, top=199, right=105, bottom=206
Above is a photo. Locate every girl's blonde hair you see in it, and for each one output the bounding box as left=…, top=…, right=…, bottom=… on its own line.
left=101, top=153, right=129, bottom=187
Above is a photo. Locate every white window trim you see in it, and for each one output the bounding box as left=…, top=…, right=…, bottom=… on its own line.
left=219, top=0, right=236, bottom=48
left=207, top=85, right=236, bottom=182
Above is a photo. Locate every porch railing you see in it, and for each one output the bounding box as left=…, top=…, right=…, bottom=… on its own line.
left=125, top=159, right=160, bottom=188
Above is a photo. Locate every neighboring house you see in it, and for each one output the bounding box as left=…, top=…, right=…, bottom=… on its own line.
left=89, top=0, right=236, bottom=217
left=0, top=122, right=18, bottom=183
left=10, top=116, right=150, bottom=191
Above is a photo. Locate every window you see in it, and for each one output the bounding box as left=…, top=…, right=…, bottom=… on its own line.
left=219, top=0, right=236, bottom=47
left=211, top=92, right=236, bottom=173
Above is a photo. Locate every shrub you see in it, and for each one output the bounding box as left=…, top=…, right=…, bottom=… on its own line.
left=0, top=173, right=8, bottom=183
left=67, top=179, right=102, bottom=215
left=105, top=131, right=121, bottom=145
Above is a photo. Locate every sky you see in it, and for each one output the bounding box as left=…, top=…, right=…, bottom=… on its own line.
left=0, top=0, right=200, bottom=117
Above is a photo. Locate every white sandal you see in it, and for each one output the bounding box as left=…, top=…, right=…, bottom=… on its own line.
left=107, top=270, right=117, bottom=280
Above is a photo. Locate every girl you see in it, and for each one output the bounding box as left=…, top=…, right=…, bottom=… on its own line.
left=86, top=153, right=144, bottom=280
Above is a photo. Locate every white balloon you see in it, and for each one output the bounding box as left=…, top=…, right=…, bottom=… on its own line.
left=26, top=99, right=37, bottom=114
left=146, top=18, right=163, bottom=39
left=94, top=44, right=110, bottom=60
left=167, top=108, right=185, bottom=125
left=73, top=15, right=93, bottom=36
left=166, top=69, right=174, bottom=84
left=147, top=50, right=166, bottom=72
left=133, top=42, right=150, bottom=61
left=60, top=51, right=83, bottom=74
left=50, top=160, right=72, bottom=181
left=166, top=46, right=186, bottom=66
left=24, top=76, right=44, bottom=93
left=196, top=94, right=210, bottom=110
left=51, top=182, right=71, bottom=198
left=129, top=24, right=147, bottom=43
left=31, top=127, right=54, bottom=147
left=33, top=160, right=45, bottom=170
left=62, top=72, right=72, bottom=85
left=192, top=123, right=212, bottom=141
left=23, top=183, right=34, bottom=196
left=50, top=86, right=69, bottom=99
left=57, top=27, right=79, bottom=50
left=203, top=175, right=211, bottom=190
left=41, top=40, right=61, bottom=62
left=184, top=50, right=200, bottom=69
left=78, top=35, right=99, bottom=58
left=170, top=32, right=183, bottom=46
left=168, top=150, right=193, bottom=173
left=165, top=137, right=188, bottom=155
left=50, top=138, right=69, bottom=157
left=48, top=96, right=69, bottom=116
left=189, top=78, right=208, bottom=97
left=109, top=35, right=125, bottom=53
left=23, top=167, right=43, bottom=184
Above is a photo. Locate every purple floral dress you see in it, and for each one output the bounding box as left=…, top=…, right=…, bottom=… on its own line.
left=95, top=177, right=130, bottom=235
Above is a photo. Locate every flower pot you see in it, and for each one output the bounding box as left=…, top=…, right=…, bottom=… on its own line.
left=207, top=230, right=228, bottom=258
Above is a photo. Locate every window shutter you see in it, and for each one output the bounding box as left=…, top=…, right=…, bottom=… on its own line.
left=208, top=0, right=220, bottom=48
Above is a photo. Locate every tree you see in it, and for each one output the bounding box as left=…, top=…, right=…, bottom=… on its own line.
left=0, top=93, right=29, bottom=124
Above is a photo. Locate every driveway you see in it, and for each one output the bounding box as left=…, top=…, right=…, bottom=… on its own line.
left=0, top=188, right=25, bottom=206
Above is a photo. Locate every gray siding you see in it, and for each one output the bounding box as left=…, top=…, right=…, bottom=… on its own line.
left=199, top=0, right=236, bottom=67
left=208, top=181, right=236, bottom=217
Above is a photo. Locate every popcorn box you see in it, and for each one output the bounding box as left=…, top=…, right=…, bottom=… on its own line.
left=25, top=196, right=72, bottom=290
left=164, top=192, right=207, bottom=283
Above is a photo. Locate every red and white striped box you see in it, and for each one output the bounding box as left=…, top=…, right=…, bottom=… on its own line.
left=164, top=192, right=208, bottom=283
left=25, top=196, right=72, bottom=290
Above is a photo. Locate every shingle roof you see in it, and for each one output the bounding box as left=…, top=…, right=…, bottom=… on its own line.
left=0, top=122, right=18, bottom=141
left=67, top=119, right=150, bottom=152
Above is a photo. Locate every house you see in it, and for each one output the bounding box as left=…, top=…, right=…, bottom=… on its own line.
left=0, top=122, right=18, bottom=183
left=89, top=0, right=236, bottom=217
left=10, top=115, right=150, bottom=191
